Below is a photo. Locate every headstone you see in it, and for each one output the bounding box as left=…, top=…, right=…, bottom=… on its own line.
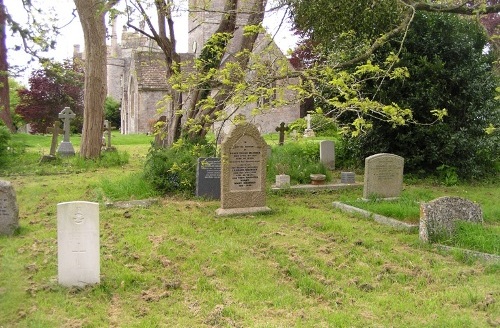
left=341, top=172, right=355, bottom=184
left=0, top=180, right=19, bottom=235
left=216, top=123, right=271, bottom=216
left=419, top=196, right=483, bottom=243
left=57, top=107, right=76, bottom=156
left=275, top=174, right=290, bottom=188
left=102, top=120, right=116, bottom=151
left=291, top=130, right=298, bottom=141
left=196, top=157, right=221, bottom=199
left=57, top=201, right=100, bottom=287
left=303, top=114, right=315, bottom=138
left=275, top=122, right=288, bottom=146
left=320, top=140, right=335, bottom=170
left=363, top=153, right=404, bottom=199
left=41, top=121, right=62, bottom=162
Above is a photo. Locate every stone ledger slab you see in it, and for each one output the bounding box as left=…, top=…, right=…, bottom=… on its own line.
left=57, top=201, right=100, bottom=287
left=0, top=180, right=19, bottom=235
left=363, top=153, right=404, bottom=199
left=216, top=123, right=271, bottom=216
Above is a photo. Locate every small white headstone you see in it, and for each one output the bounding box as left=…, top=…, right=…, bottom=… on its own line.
left=320, top=140, right=335, bottom=170
left=57, top=201, right=100, bottom=287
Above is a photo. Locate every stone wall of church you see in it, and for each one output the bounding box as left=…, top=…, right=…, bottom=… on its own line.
left=137, top=91, right=169, bottom=133
left=107, top=57, right=124, bottom=102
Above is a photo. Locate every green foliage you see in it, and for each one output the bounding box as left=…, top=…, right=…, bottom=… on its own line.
left=0, top=126, right=11, bottom=167
left=341, top=12, right=500, bottom=180
left=267, top=141, right=331, bottom=184
left=288, top=113, right=338, bottom=137
left=99, top=172, right=158, bottom=201
left=144, top=140, right=216, bottom=194
left=435, top=222, right=500, bottom=255
left=105, top=96, right=121, bottom=129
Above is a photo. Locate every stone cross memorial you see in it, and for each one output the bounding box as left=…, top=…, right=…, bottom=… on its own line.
left=57, top=107, right=76, bottom=156
left=103, top=120, right=116, bottom=151
left=320, top=140, right=335, bottom=170
left=216, top=123, right=271, bottom=216
left=419, top=196, right=483, bottom=243
left=41, top=121, right=62, bottom=162
left=275, top=122, right=288, bottom=146
left=363, top=153, right=404, bottom=199
left=57, top=201, right=100, bottom=287
left=0, top=180, right=19, bottom=235
left=196, top=157, right=221, bottom=199
left=303, top=114, right=315, bottom=138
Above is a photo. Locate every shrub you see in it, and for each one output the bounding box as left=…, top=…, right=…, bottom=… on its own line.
left=0, top=126, right=11, bottom=167
left=288, top=114, right=338, bottom=137
left=144, top=140, right=216, bottom=194
left=105, top=96, right=121, bottom=129
left=267, top=141, right=331, bottom=184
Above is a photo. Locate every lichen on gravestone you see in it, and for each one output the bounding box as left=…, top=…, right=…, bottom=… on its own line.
left=0, top=180, right=19, bottom=235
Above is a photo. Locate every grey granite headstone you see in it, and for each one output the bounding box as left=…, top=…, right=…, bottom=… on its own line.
left=216, top=123, right=271, bottom=216
left=196, top=157, right=221, bottom=200
left=57, top=201, right=100, bottom=287
left=341, top=172, right=355, bottom=184
left=320, top=140, right=335, bottom=170
left=363, top=153, right=404, bottom=199
left=419, top=196, right=483, bottom=243
left=0, top=180, right=19, bottom=235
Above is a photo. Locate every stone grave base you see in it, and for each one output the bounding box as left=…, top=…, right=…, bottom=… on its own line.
left=39, top=154, right=57, bottom=163
left=271, top=182, right=362, bottom=191
left=57, top=142, right=75, bottom=156
left=216, top=206, right=271, bottom=217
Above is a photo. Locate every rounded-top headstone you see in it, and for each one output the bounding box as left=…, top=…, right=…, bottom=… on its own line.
left=0, top=180, right=19, bottom=235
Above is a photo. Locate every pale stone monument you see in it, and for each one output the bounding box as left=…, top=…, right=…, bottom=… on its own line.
left=57, top=201, right=100, bottom=287
left=102, top=120, right=116, bottom=151
left=363, top=153, right=404, bottom=199
left=0, top=180, right=19, bottom=235
left=303, top=114, right=315, bottom=138
left=275, top=174, right=290, bottom=188
left=57, top=107, right=76, bottom=156
left=196, top=157, right=221, bottom=199
left=320, top=140, right=335, bottom=170
left=419, top=196, right=483, bottom=243
left=216, top=123, right=271, bottom=216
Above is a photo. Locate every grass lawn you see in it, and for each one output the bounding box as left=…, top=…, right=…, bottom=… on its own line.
left=0, top=132, right=499, bottom=327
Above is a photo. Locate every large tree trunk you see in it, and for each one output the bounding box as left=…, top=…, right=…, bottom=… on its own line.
left=74, top=0, right=111, bottom=158
left=0, top=0, right=15, bottom=132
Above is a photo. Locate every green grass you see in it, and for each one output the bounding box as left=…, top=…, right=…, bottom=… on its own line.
left=0, top=132, right=499, bottom=327
left=436, top=221, right=500, bottom=255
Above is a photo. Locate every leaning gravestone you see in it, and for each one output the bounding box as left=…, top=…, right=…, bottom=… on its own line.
left=320, top=140, right=335, bottom=170
left=0, top=180, right=19, bottom=235
left=419, top=196, right=483, bottom=243
left=57, top=201, right=100, bottom=287
left=363, top=153, right=404, bottom=199
left=216, top=123, right=271, bottom=216
left=57, top=107, right=76, bottom=156
left=41, top=121, right=62, bottom=162
left=196, top=157, right=221, bottom=200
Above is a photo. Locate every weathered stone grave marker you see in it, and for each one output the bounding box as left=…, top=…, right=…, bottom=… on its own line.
left=41, top=121, right=62, bottom=162
left=57, top=201, right=100, bottom=287
left=196, top=157, right=221, bottom=199
left=275, top=122, right=288, bottom=146
left=0, top=180, right=19, bottom=235
left=57, top=107, right=76, bottom=156
left=303, top=114, right=315, bottom=138
left=363, top=153, right=404, bottom=199
left=216, top=123, right=271, bottom=216
left=102, top=120, right=116, bottom=151
left=341, top=172, right=356, bottom=184
left=320, top=140, right=335, bottom=170
left=419, top=196, right=483, bottom=243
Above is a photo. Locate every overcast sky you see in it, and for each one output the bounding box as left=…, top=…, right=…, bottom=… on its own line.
left=7, top=0, right=298, bottom=85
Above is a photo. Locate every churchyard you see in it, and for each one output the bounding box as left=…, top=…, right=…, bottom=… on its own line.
left=1, top=131, right=499, bottom=327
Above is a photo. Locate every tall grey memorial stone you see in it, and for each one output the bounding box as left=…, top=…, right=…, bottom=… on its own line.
left=57, top=201, right=100, bottom=287
left=363, top=153, right=404, bottom=199
left=196, top=157, right=221, bottom=199
left=216, top=123, right=271, bottom=216
left=0, top=180, right=19, bottom=235
left=57, top=107, right=76, bottom=156
left=320, top=140, right=335, bottom=170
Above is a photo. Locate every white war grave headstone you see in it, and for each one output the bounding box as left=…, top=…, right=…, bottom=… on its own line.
left=57, top=201, right=100, bottom=287
left=57, top=107, right=76, bottom=156
left=0, top=180, right=19, bottom=235
left=216, top=123, right=271, bottom=216
left=363, top=153, right=404, bottom=199
left=320, top=140, right=335, bottom=170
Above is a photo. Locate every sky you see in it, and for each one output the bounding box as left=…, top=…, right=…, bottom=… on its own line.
left=6, top=0, right=298, bottom=86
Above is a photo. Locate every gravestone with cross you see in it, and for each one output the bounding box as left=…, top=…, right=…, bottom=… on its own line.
left=275, top=122, right=289, bottom=146
left=303, top=114, right=315, bottom=137
left=102, top=120, right=116, bottom=151
left=40, top=121, right=62, bottom=162
left=57, top=107, right=76, bottom=156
